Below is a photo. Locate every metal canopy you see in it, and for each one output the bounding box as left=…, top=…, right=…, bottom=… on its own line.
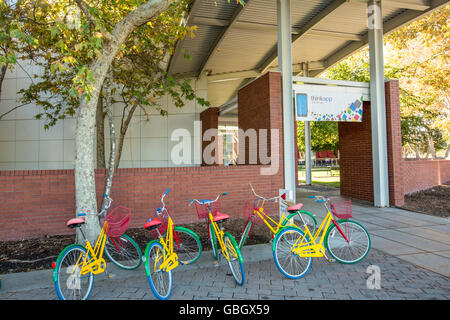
left=168, top=0, right=448, bottom=107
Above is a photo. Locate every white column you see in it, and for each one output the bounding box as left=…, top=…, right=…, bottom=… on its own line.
left=303, top=63, right=312, bottom=185
left=368, top=0, right=389, bottom=207
left=277, top=0, right=296, bottom=203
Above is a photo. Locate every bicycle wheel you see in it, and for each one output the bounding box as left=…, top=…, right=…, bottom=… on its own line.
left=238, top=219, right=254, bottom=249
left=173, top=226, right=202, bottom=265
left=273, top=227, right=312, bottom=279
left=144, top=241, right=173, bottom=300
left=325, top=219, right=371, bottom=264
left=105, top=234, right=142, bottom=270
left=223, top=232, right=245, bottom=286
left=208, top=221, right=218, bottom=260
left=284, top=211, right=317, bottom=235
left=53, top=244, right=94, bottom=300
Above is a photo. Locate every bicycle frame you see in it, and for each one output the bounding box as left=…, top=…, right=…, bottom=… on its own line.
left=71, top=220, right=110, bottom=277
left=153, top=215, right=179, bottom=272
left=291, top=210, right=349, bottom=258
left=251, top=200, right=296, bottom=236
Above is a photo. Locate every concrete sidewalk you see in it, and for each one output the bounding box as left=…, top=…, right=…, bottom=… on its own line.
left=296, top=186, right=450, bottom=277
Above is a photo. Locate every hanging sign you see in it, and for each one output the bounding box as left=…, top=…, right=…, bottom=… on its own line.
left=294, top=84, right=364, bottom=122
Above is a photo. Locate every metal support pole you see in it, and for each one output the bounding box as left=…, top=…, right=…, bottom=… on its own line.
left=277, top=0, right=296, bottom=203
left=303, top=63, right=312, bottom=185
left=368, top=0, right=389, bottom=207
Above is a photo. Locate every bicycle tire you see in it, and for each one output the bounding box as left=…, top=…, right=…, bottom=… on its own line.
left=325, top=219, right=371, bottom=264
left=282, top=210, right=317, bottom=235
left=104, top=234, right=142, bottom=270
left=238, top=219, right=254, bottom=249
left=223, top=232, right=245, bottom=286
left=273, top=227, right=312, bottom=279
left=53, top=244, right=94, bottom=300
left=144, top=241, right=173, bottom=300
left=208, top=221, right=219, bottom=260
left=173, top=226, right=202, bottom=265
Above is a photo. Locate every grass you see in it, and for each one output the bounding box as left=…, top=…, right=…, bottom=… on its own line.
left=298, top=168, right=340, bottom=188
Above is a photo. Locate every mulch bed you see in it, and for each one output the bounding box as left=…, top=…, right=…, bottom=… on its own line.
left=402, top=181, right=450, bottom=218
left=0, top=217, right=274, bottom=275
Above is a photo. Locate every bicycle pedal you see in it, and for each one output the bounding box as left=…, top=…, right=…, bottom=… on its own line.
left=108, top=274, right=116, bottom=278
left=327, top=259, right=335, bottom=263
left=213, top=260, right=219, bottom=267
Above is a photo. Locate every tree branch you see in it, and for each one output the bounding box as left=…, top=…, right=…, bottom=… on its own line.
left=74, top=0, right=113, bottom=42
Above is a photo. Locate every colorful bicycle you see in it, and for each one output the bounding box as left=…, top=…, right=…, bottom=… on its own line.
left=143, top=189, right=202, bottom=300
left=273, top=195, right=371, bottom=279
left=238, top=184, right=318, bottom=249
left=53, top=194, right=142, bottom=300
left=190, top=193, right=245, bottom=286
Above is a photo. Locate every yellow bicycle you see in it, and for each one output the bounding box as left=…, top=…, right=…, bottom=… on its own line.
left=273, top=195, right=371, bottom=279
left=190, top=193, right=245, bottom=286
left=238, top=184, right=318, bottom=249
left=143, top=188, right=202, bottom=300
left=53, top=194, right=141, bottom=300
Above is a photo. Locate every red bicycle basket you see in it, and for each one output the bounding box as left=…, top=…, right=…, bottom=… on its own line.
left=105, top=206, right=131, bottom=238
left=330, top=198, right=353, bottom=219
left=195, top=201, right=220, bottom=220
left=243, top=199, right=264, bottom=225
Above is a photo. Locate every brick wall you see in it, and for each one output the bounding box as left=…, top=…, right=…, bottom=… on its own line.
left=0, top=165, right=283, bottom=241
left=402, top=160, right=450, bottom=195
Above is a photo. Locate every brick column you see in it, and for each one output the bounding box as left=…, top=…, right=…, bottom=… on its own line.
left=200, top=107, right=219, bottom=166
left=338, top=102, right=374, bottom=203
left=237, top=72, right=284, bottom=177
left=385, top=80, right=404, bottom=206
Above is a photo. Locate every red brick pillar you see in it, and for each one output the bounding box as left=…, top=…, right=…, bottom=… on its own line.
left=338, top=102, right=374, bottom=203
left=237, top=72, right=284, bottom=177
left=200, top=107, right=219, bottom=166
left=385, top=80, right=404, bottom=206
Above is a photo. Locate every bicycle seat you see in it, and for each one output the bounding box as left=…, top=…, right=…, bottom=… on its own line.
left=144, top=219, right=162, bottom=231
left=66, top=217, right=85, bottom=229
left=213, top=213, right=229, bottom=223
left=287, top=203, right=303, bottom=212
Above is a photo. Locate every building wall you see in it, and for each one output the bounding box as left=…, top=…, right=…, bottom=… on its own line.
left=0, top=64, right=208, bottom=170
left=0, top=71, right=286, bottom=241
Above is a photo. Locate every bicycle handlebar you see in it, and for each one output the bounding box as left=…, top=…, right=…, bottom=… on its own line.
left=189, top=192, right=227, bottom=206
left=77, top=194, right=113, bottom=217
left=249, top=183, right=278, bottom=203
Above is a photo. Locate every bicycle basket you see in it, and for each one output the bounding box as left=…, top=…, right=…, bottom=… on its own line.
left=330, top=198, right=353, bottom=219
left=243, top=200, right=264, bottom=225
left=195, top=201, right=220, bottom=220
left=105, top=206, right=131, bottom=238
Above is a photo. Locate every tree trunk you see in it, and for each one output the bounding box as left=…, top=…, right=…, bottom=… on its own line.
left=427, top=133, right=437, bottom=159
left=0, top=64, right=7, bottom=99
left=74, top=0, right=175, bottom=243
left=445, top=145, right=450, bottom=159
left=101, top=93, right=116, bottom=212
left=96, top=96, right=106, bottom=169
left=114, top=104, right=138, bottom=170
